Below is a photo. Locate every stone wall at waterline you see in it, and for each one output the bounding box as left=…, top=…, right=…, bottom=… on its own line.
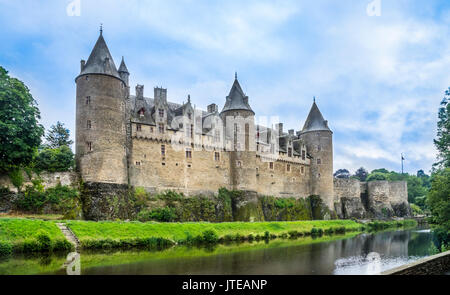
left=333, top=179, right=410, bottom=219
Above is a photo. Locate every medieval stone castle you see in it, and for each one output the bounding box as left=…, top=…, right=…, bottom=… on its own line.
left=75, top=30, right=410, bottom=218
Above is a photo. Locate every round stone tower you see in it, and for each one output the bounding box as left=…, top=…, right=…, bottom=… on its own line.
left=75, top=30, right=128, bottom=184
left=220, top=74, right=256, bottom=191
left=299, top=100, right=334, bottom=210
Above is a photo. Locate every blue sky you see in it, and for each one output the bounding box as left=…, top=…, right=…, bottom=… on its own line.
left=0, top=0, right=449, bottom=175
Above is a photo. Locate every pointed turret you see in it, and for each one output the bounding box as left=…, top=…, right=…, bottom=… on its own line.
left=79, top=31, right=121, bottom=80
left=118, top=56, right=129, bottom=74
left=118, top=56, right=129, bottom=86
left=301, top=101, right=331, bottom=133
left=221, top=74, right=254, bottom=114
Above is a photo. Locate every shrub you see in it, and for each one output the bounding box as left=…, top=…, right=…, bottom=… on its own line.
left=8, top=169, right=24, bottom=191
left=0, top=241, right=13, bottom=256
left=137, top=207, right=177, bottom=222
left=202, top=230, right=219, bottom=244
left=410, top=203, right=423, bottom=216
left=248, top=234, right=254, bottom=241
left=36, top=230, right=52, bottom=251
left=264, top=231, right=270, bottom=240
left=53, top=239, right=73, bottom=251
left=324, top=228, right=334, bottom=235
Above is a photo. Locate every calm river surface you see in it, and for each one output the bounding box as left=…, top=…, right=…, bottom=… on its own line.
left=0, top=228, right=435, bottom=275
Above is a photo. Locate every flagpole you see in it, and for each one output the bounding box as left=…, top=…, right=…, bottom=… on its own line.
left=401, top=153, right=404, bottom=174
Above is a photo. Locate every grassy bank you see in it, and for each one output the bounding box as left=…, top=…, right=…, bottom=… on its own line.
left=0, top=218, right=73, bottom=256
left=66, top=220, right=365, bottom=250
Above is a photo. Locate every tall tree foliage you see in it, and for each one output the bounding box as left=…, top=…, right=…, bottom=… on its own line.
left=427, top=87, right=450, bottom=250
left=433, top=88, right=450, bottom=170
left=353, top=167, right=368, bottom=181
left=44, top=121, right=73, bottom=148
left=0, top=66, right=44, bottom=172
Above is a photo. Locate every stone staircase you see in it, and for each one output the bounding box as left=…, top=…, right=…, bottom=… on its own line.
left=56, top=223, right=80, bottom=252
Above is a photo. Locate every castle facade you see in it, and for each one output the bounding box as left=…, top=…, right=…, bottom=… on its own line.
left=75, top=31, right=335, bottom=209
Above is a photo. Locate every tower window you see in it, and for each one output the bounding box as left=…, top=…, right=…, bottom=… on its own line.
left=214, top=152, right=220, bottom=161
left=161, top=145, right=165, bottom=156
left=85, top=76, right=89, bottom=81
left=86, top=120, right=91, bottom=129
left=87, top=142, right=92, bottom=151
left=302, top=150, right=306, bottom=160
left=158, top=123, right=164, bottom=133
left=135, top=161, right=141, bottom=166
left=188, top=112, right=191, bottom=120
left=317, top=158, right=321, bottom=165
left=288, top=147, right=292, bottom=157
left=86, top=96, right=91, bottom=105
left=136, top=124, right=142, bottom=131
left=269, top=162, right=274, bottom=170
left=159, top=109, right=164, bottom=117
left=186, top=148, right=192, bottom=159
left=214, top=130, right=220, bottom=143
left=317, top=145, right=321, bottom=151
left=301, top=166, right=304, bottom=174
left=287, top=164, right=291, bottom=172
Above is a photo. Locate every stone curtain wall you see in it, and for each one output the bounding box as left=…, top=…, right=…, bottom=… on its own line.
left=333, top=178, right=366, bottom=219
left=333, top=179, right=410, bottom=219
left=0, top=171, right=78, bottom=193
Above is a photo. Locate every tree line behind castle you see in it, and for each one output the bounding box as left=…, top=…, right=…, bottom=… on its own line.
left=0, top=65, right=449, bottom=248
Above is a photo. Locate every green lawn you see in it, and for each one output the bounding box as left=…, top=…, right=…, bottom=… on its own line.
left=0, top=218, right=73, bottom=255
left=67, top=219, right=364, bottom=245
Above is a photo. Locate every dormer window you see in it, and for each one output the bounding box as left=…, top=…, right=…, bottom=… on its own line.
left=188, top=112, right=191, bottom=120
left=138, top=108, right=145, bottom=118
left=159, top=109, right=164, bottom=117
left=288, top=147, right=292, bottom=157
left=158, top=123, right=164, bottom=134
left=302, top=150, right=306, bottom=160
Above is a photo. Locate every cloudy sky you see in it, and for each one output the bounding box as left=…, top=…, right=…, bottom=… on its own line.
left=1, top=0, right=449, bottom=175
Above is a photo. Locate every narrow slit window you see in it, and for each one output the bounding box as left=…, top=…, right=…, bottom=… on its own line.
left=161, top=145, right=165, bottom=156
left=87, top=142, right=92, bottom=151
left=214, top=152, right=220, bottom=161
left=185, top=148, right=192, bottom=159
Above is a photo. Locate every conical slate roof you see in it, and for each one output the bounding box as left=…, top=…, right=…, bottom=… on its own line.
left=118, top=57, right=129, bottom=73
left=301, top=101, right=331, bottom=133
left=79, top=32, right=121, bottom=79
left=221, top=75, right=254, bottom=114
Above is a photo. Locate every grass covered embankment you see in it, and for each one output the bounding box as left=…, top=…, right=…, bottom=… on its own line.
left=66, top=220, right=365, bottom=250
left=0, top=218, right=73, bottom=256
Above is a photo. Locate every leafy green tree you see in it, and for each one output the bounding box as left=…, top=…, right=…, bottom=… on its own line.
left=333, top=169, right=350, bottom=179
left=417, top=169, right=431, bottom=189
left=433, top=88, right=450, bottom=170
left=406, top=175, right=428, bottom=203
left=34, top=145, right=74, bottom=172
left=426, top=168, right=450, bottom=247
left=371, top=168, right=390, bottom=174
left=44, top=121, right=73, bottom=148
left=353, top=167, right=369, bottom=181
left=366, top=172, right=388, bottom=181
left=0, top=66, right=44, bottom=172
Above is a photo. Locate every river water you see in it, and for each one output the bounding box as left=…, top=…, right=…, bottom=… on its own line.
left=0, top=228, right=435, bottom=275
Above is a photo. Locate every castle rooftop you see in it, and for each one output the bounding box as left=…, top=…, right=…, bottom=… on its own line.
left=79, top=30, right=121, bottom=80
